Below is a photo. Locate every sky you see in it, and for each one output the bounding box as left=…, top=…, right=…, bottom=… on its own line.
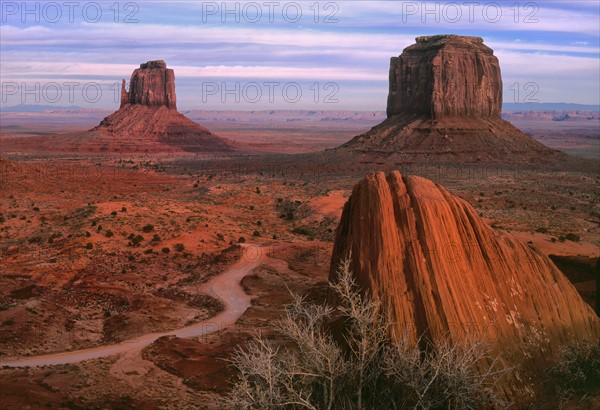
left=1, top=0, right=599, bottom=110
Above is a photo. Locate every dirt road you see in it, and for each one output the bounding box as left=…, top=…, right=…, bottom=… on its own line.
left=0, top=245, right=263, bottom=367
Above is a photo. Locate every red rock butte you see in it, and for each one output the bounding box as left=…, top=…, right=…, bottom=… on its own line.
left=387, top=35, right=501, bottom=118
left=88, top=60, right=231, bottom=153
left=330, top=170, right=600, bottom=398
left=120, top=60, right=176, bottom=109
left=1, top=60, right=232, bottom=153
left=340, top=35, right=564, bottom=164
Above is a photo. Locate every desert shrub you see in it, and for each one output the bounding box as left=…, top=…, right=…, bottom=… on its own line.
left=223, top=259, right=506, bottom=409
left=217, top=233, right=225, bottom=241
left=105, top=230, right=114, bottom=238
left=162, top=247, right=170, bottom=254
left=142, top=224, right=155, bottom=233
left=238, top=237, right=246, bottom=243
left=130, top=235, right=144, bottom=246
left=565, top=233, right=580, bottom=242
left=252, top=230, right=261, bottom=237
left=111, top=211, right=117, bottom=216
left=152, top=234, right=161, bottom=242
left=174, top=243, right=185, bottom=252
left=292, top=227, right=312, bottom=236
left=547, top=341, right=600, bottom=397
left=536, top=227, right=548, bottom=234
left=85, top=243, right=93, bottom=250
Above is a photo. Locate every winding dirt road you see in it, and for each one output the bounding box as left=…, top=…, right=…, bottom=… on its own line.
left=1, top=245, right=263, bottom=368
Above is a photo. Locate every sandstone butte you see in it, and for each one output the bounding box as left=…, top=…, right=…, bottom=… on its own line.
left=1, top=60, right=232, bottom=153
left=329, top=171, right=600, bottom=399
left=89, top=60, right=232, bottom=153
left=339, top=35, right=565, bottom=164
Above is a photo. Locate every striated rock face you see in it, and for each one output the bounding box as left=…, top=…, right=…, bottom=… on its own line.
left=387, top=35, right=501, bottom=118
left=341, top=35, right=564, bottom=164
left=121, top=60, right=177, bottom=109
left=330, top=171, right=600, bottom=395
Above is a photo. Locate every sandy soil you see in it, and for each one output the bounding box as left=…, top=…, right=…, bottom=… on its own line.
left=0, top=126, right=598, bottom=407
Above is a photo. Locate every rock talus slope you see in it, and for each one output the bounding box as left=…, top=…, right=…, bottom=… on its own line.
left=330, top=171, right=599, bottom=393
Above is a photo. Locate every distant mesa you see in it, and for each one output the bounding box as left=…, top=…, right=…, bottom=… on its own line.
left=88, top=60, right=232, bottom=153
left=1, top=60, right=232, bottom=154
left=330, top=170, right=600, bottom=398
left=340, top=35, right=564, bottom=164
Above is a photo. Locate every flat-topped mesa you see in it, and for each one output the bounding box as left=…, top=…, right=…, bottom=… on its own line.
left=387, top=34, right=502, bottom=119
left=120, top=60, right=176, bottom=109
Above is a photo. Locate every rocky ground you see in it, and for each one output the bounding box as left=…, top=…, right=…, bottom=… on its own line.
left=0, top=151, right=598, bottom=408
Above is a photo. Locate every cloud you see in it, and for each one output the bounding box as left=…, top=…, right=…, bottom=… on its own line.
left=1, top=1, right=598, bottom=107
left=333, top=1, right=600, bottom=35
left=1, top=61, right=382, bottom=81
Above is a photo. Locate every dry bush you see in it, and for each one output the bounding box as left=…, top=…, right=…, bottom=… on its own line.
left=222, top=259, right=508, bottom=409
left=546, top=340, right=600, bottom=401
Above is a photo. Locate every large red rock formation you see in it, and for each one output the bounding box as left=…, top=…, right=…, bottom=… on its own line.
left=1, top=61, right=232, bottom=153
left=387, top=35, right=501, bottom=118
left=341, top=35, right=564, bottom=164
left=88, top=60, right=230, bottom=153
left=121, top=60, right=176, bottom=109
left=330, top=171, right=599, bottom=395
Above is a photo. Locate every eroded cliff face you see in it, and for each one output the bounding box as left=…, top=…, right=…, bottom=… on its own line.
left=387, top=35, right=502, bottom=118
left=330, top=171, right=599, bottom=395
left=121, top=60, right=177, bottom=109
